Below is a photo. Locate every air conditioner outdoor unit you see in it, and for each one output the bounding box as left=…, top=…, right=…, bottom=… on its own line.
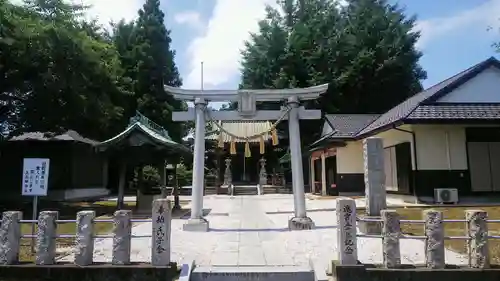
left=434, top=188, right=459, bottom=204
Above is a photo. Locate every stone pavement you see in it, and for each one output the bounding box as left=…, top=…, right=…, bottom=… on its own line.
left=60, top=194, right=468, bottom=278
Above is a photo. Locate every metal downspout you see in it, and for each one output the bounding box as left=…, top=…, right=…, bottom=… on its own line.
left=392, top=125, right=419, bottom=203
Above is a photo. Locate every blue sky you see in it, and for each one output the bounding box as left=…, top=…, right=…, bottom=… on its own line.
left=85, top=0, right=500, bottom=91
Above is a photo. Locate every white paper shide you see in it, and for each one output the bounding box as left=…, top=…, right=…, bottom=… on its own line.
left=22, top=158, right=50, bottom=196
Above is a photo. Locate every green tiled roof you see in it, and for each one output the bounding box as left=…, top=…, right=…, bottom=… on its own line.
left=96, top=112, right=191, bottom=154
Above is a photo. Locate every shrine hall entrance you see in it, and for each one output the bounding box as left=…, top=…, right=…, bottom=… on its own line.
left=231, top=147, right=262, bottom=185
left=206, top=120, right=283, bottom=188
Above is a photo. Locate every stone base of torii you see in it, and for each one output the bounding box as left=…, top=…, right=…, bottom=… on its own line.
left=167, top=84, right=330, bottom=232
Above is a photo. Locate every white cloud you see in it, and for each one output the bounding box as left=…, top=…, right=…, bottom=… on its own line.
left=180, top=0, right=347, bottom=90
left=10, top=0, right=142, bottom=27
left=181, top=0, right=500, bottom=90
left=71, top=0, right=143, bottom=27
left=174, top=11, right=203, bottom=30
left=182, top=0, right=276, bottom=89
left=414, top=0, right=500, bottom=49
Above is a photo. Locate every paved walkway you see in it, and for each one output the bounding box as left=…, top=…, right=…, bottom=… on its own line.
left=60, top=194, right=467, bottom=278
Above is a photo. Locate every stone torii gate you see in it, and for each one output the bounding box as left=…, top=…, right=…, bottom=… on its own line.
left=165, top=84, right=329, bottom=232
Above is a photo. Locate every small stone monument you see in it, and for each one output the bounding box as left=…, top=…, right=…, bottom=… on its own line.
left=259, top=158, right=267, bottom=186
left=359, top=137, right=387, bottom=234
left=336, top=198, right=358, bottom=265
left=223, top=158, right=232, bottom=195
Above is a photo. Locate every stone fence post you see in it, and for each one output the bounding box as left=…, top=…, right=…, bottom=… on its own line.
left=336, top=198, right=358, bottom=265
left=0, top=211, right=22, bottom=265
left=36, top=211, right=58, bottom=265
left=381, top=209, right=401, bottom=268
left=152, top=199, right=172, bottom=266
left=74, top=210, right=96, bottom=266
left=424, top=209, right=445, bottom=269
left=466, top=210, right=489, bottom=268
left=112, top=210, right=132, bottom=265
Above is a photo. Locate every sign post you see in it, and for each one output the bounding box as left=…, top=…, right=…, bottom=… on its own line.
left=22, top=158, right=50, bottom=253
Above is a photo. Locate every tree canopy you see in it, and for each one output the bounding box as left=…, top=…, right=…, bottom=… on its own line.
left=1, top=0, right=130, bottom=139
left=239, top=0, right=427, bottom=143
left=112, top=0, right=188, bottom=143
left=0, top=0, right=187, bottom=142
left=2, top=0, right=427, bottom=148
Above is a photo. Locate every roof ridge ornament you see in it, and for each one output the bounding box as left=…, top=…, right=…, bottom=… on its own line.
left=129, top=111, right=171, bottom=140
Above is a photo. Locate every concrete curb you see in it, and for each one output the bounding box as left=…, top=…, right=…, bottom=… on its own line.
left=179, top=259, right=195, bottom=281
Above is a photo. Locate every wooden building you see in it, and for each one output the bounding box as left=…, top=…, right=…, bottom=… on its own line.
left=310, top=57, right=500, bottom=202
left=0, top=130, right=108, bottom=202
left=96, top=112, right=192, bottom=210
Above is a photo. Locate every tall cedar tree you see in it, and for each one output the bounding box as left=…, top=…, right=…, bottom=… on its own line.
left=240, top=0, right=426, bottom=145
left=116, top=0, right=187, bottom=143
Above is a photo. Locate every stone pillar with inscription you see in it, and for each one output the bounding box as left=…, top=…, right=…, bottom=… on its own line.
left=335, top=198, right=358, bottom=265
left=466, top=210, right=489, bottom=268
left=152, top=199, right=172, bottom=266
left=359, top=137, right=386, bottom=234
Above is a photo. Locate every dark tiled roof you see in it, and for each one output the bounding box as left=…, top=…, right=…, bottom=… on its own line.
left=325, top=114, right=380, bottom=138
left=9, top=130, right=98, bottom=145
left=310, top=114, right=380, bottom=148
left=357, top=57, right=500, bottom=137
left=407, top=104, right=500, bottom=120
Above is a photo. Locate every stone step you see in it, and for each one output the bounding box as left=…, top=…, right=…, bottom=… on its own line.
left=233, top=185, right=259, bottom=195
left=178, top=188, right=217, bottom=196
left=262, top=187, right=292, bottom=194
left=180, top=188, right=192, bottom=196
left=204, top=188, right=218, bottom=195
left=190, top=265, right=316, bottom=281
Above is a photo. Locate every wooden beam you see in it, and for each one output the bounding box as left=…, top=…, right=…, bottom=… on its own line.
left=172, top=107, right=321, bottom=122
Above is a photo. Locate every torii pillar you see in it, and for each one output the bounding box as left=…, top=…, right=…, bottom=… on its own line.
left=185, top=98, right=209, bottom=231
left=286, top=96, right=314, bottom=230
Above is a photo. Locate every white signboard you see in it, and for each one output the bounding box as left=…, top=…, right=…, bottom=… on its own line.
left=22, top=158, right=50, bottom=196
